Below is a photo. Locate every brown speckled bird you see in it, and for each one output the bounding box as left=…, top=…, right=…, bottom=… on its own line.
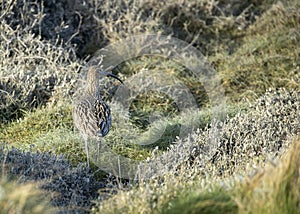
left=73, top=66, right=122, bottom=167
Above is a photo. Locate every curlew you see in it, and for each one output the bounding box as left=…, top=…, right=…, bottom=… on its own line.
left=73, top=66, right=122, bottom=167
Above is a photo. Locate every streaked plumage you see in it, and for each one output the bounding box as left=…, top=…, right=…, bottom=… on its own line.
left=73, top=66, right=122, bottom=167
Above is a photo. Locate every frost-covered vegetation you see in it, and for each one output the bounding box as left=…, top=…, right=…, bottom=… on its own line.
left=0, top=0, right=299, bottom=213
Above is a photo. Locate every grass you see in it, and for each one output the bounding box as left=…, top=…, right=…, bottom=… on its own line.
left=236, top=136, right=300, bottom=214
left=0, top=104, right=73, bottom=145
left=0, top=103, right=86, bottom=165
left=0, top=177, right=55, bottom=213
left=214, top=1, right=300, bottom=102
left=96, top=136, right=300, bottom=214
left=162, top=188, right=238, bottom=214
left=0, top=0, right=300, bottom=213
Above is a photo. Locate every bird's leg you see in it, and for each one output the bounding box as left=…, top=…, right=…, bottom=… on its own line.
left=84, top=136, right=90, bottom=169
left=95, top=139, right=101, bottom=161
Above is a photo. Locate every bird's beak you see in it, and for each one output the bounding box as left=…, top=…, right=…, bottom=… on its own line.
left=101, top=71, right=123, bottom=84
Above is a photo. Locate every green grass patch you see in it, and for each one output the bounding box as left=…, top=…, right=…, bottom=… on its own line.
left=162, top=189, right=238, bottom=214
left=0, top=103, right=73, bottom=145
left=0, top=103, right=87, bottom=165
left=214, top=1, right=300, bottom=102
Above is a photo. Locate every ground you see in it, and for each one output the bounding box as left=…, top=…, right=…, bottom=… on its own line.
left=0, top=0, right=299, bottom=213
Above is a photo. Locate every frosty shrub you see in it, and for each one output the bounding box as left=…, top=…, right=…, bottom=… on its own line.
left=0, top=1, right=82, bottom=122
left=137, top=88, right=300, bottom=180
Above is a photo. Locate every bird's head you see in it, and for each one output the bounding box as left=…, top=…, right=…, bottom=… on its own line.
left=88, top=66, right=123, bottom=84
left=85, top=66, right=123, bottom=98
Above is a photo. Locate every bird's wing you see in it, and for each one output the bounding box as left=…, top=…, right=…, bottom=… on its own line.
left=94, top=100, right=112, bottom=137
left=73, top=99, right=99, bottom=137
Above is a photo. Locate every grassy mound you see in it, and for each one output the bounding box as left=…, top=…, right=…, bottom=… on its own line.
left=94, top=136, right=300, bottom=214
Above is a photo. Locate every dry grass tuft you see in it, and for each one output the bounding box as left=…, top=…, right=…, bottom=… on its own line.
left=236, top=136, right=300, bottom=213
left=0, top=177, right=55, bottom=213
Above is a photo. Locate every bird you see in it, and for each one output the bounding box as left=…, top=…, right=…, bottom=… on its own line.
left=73, top=66, right=123, bottom=168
